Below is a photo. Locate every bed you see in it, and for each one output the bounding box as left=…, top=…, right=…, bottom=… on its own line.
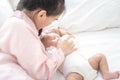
left=51, top=28, right=120, bottom=80
left=49, top=0, right=120, bottom=80
left=0, top=0, right=120, bottom=80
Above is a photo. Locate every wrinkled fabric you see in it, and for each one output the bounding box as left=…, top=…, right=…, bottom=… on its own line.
left=0, top=11, right=64, bottom=80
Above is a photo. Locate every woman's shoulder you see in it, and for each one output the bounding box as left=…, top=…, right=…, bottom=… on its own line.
left=3, top=11, right=31, bottom=28
left=0, top=17, right=31, bottom=37
left=2, top=17, right=27, bottom=30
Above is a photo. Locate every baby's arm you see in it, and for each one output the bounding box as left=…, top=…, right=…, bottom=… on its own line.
left=66, top=72, right=83, bottom=80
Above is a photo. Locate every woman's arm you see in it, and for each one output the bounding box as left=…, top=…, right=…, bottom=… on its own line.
left=0, top=20, right=65, bottom=80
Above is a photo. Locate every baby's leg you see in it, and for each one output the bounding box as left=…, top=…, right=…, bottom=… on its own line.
left=88, top=53, right=120, bottom=80
left=66, top=72, right=83, bottom=80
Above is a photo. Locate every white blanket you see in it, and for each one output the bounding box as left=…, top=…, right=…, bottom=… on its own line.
left=74, top=28, right=120, bottom=80
left=49, top=1, right=120, bottom=79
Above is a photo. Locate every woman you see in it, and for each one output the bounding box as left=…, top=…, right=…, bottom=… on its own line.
left=0, top=0, right=76, bottom=80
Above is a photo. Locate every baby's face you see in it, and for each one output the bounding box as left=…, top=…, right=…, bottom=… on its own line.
left=47, top=33, right=60, bottom=40
left=42, top=33, right=60, bottom=47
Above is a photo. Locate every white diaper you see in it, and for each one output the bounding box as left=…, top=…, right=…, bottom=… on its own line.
left=59, top=51, right=98, bottom=80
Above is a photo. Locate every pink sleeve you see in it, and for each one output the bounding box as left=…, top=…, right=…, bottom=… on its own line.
left=1, top=20, right=64, bottom=80
left=0, top=52, right=34, bottom=80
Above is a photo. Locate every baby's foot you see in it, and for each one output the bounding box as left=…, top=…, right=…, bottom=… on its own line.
left=103, top=71, right=120, bottom=80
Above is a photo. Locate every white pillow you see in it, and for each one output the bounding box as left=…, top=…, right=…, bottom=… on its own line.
left=57, top=0, right=120, bottom=33
left=0, top=0, right=13, bottom=27
left=9, top=0, right=20, bottom=10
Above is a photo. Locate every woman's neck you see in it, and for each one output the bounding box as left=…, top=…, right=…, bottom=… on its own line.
left=22, top=9, right=35, bottom=22
left=22, top=9, right=41, bottom=30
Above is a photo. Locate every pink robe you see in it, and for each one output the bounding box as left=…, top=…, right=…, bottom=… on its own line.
left=0, top=11, right=64, bottom=80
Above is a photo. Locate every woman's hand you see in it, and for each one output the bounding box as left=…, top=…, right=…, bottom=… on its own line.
left=57, top=35, right=77, bottom=56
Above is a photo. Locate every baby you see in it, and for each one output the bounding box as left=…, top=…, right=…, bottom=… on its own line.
left=41, top=30, right=120, bottom=80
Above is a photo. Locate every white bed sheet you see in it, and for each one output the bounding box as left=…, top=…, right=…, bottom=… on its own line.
left=0, top=0, right=120, bottom=80
left=52, top=27, right=120, bottom=80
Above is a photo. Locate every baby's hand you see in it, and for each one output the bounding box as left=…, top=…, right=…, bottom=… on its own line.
left=41, top=33, right=60, bottom=48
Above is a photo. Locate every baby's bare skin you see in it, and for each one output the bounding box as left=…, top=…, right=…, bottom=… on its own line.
left=66, top=54, right=120, bottom=80
left=41, top=32, right=120, bottom=80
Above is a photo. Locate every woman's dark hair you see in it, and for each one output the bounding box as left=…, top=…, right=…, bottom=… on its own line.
left=38, top=28, right=43, bottom=36
left=17, top=0, right=65, bottom=16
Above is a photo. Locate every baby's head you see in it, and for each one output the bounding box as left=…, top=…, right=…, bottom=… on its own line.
left=41, top=32, right=60, bottom=48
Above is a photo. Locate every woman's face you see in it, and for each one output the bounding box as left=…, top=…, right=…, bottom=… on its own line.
left=40, top=16, right=59, bottom=28
left=34, top=10, right=59, bottom=30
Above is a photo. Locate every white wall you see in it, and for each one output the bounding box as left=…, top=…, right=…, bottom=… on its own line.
left=0, top=0, right=19, bottom=27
